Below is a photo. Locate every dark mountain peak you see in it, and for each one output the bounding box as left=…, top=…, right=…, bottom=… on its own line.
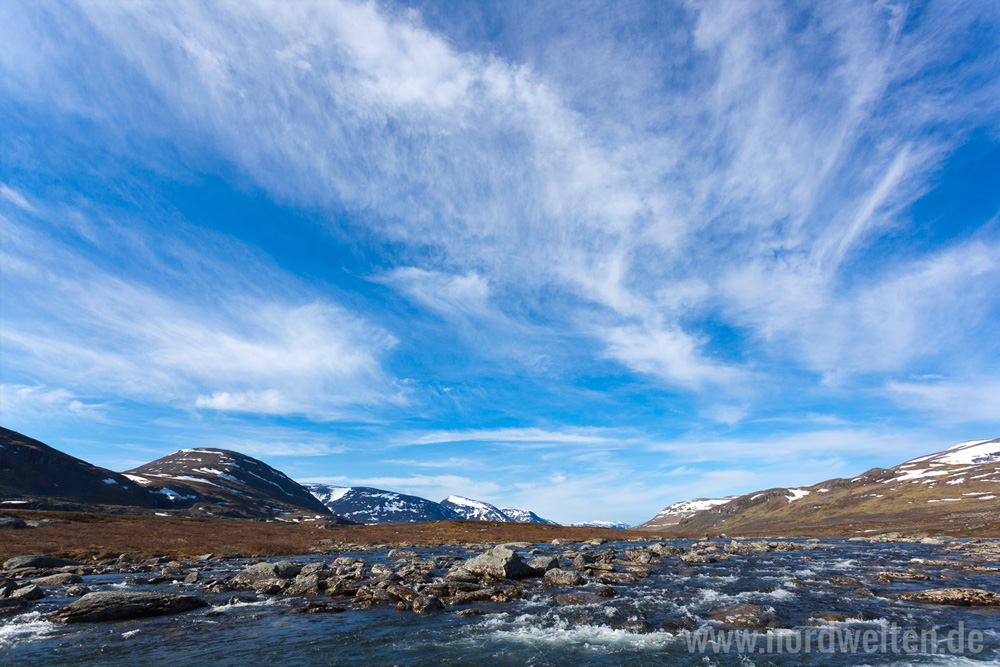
left=128, top=448, right=331, bottom=518
left=0, top=426, right=161, bottom=509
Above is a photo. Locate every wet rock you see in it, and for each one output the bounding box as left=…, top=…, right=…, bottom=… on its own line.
left=232, top=560, right=300, bottom=585
left=10, top=584, right=44, bottom=600
left=595, top=586, right=619, bottom=598
left=331, top=557, right=357, bottom=567
left=327, top=577, right=363, bottom=599
left=444, top=566, right=479, bottom=583
left=828, top=576, right=862, bottom=587
left=709, top=604, right=775, bottom=630
left=464, top=546, right=533, bottom=580
left=3, top=555, right=82, bottom=570
left=597, top=572, right=636, bottom=585
left=0, top=598, right=28, bottom=616
left=48, top=591, right=208, bottom=623
left=388, top=549, right=418, bottom=559
left=31, top=573, right=83, bottom=587
left=183, top=571, right=200, bottom=585
left=287, top=573, right=325, bottom=596
left=543, top=568, right=584, bottom=586
left=901, top=588, right=1000, bottom=607
left=66, top=585, right=90, bottom=597
left=273, top=561, right=301, bottom=579
left=872, top=571, right=929, bottom=583
left=305, top=601, right=345, bottom=613
left=649, top=543, right=683, bottom=556
left=624, top=547, right=656, bottom=564
left=412, top=595, right=443, bottom=614
left=454, top=607, right=504, bottom=617
left=680, top=553, right=716, bottom=564
left=527, top=556, right=559, bottom=575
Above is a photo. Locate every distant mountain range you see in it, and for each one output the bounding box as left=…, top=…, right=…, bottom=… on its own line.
left=638, top=438, right=1000, bottom=536
left=571, top=520, right=630, bottom=529
left=303, top=486, right=558, bottom=525
left=1, top=427, right=558, bottom=525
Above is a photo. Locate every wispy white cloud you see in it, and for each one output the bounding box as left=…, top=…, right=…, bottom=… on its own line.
left=885, top=378, right=1000, bottom=424
left=0, top=211, right=399, bottom=420
left=0, top=384, right=106, bottom=422
left=408, top=426, right=617, bottom=447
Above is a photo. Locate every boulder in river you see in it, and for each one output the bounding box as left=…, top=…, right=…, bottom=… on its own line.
left=464, top=546, right=533, bottom=580
left=709, top=604, right=775, bottom=630
left=3, top=555, right=82, bottom=570
left=901, top=588, right=1000, bottom=607
left=543, top=568, right=584, bottom=586
left=412, top=595, right=443, bottom=614
left=47, top=591, right=208, bottom=623
left=32, top=573, right=84, bottom=587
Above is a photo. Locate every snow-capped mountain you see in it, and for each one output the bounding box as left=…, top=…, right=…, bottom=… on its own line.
left=305, top=484, right=461, bottom=524
left=637, top=497, right=738, bottom=531
left=440, top=495, right=511, bottom=522
left=499, top=507, right=559, bottom=525
left=125, top=448, right=336, bottom=519
left=638, top=438, right=1000, bottom=535
left=571, top=520, right=630, bottom=529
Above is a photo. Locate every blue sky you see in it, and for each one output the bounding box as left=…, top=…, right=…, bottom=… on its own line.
left=1, top=0, right=998, bottom=525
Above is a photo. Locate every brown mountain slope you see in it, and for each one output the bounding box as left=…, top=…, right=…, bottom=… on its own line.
left=638, top=438, right=1000, bottom=537
left=0, top=426, right=162, bottom=509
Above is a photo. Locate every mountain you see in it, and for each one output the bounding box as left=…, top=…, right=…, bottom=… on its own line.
left=571, top=520, right=630, bottom=529
left=0, top=427, right=162, bottom=509
left=638, top=439, right=1000, bottom=536
left=638, top=497, right=739, bottom=531
left=499, top=507, right=559, bottom=525
left=441, top=495, right=511, bottom=522
left=305, top=484, right=461, bottom=524
left=126, top=448, right=336, bottom=520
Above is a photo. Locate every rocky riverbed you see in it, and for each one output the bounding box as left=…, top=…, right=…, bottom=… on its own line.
left=2, top=535, right=1000, bottom=665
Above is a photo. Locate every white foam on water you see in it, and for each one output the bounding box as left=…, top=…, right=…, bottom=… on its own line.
left=471, top=613, right=678, bottom=651
left=0, top=611, right=58, bottom=649
left=120, top=629, right=141, bottom=639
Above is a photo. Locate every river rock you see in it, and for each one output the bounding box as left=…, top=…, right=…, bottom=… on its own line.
left=3, top=555, right=82, bottom=570
left=0, top=598, right=28, bottom=616
left=709, top=604, right=775, bottom=630
left=9, top=584, right=44, bottom=600
left=464, top=546, right=533, bottom=580
left=412, top=595, right=443, bottom=614
left=543, top=568, right=584, bottom=586
left=901, top=588, right=1000, bottom=607
left=47, top=591, right=208, bottom=623
left=527, top=556, right=559, bottom=574
left=31, top=573, right=83, bottom=587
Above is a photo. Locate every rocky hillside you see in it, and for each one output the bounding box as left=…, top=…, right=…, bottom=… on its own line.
left=638, top=439, right=1000, bottom=536
left=0, top=427, right=162, bottom=510
left=304, top=484, right=462, bottom=524
left=126, top=449, right=337, bottom=520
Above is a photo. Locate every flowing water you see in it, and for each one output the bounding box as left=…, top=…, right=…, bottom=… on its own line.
left=2, top=539, right=999, bottom=666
